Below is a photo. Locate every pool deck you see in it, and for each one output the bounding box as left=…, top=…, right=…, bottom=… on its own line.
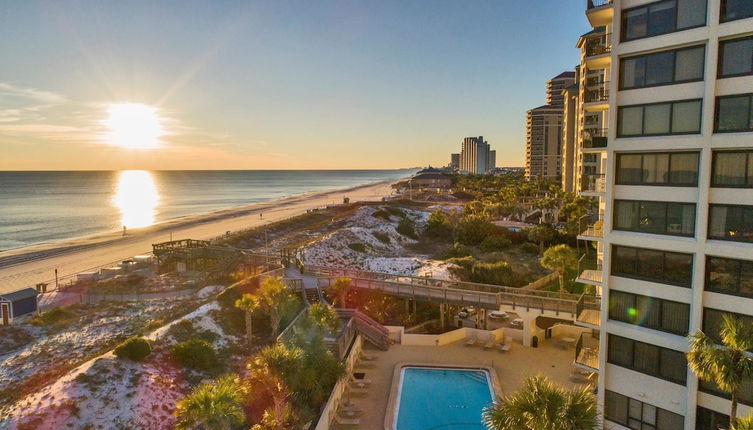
left=334, top=329, right=593, bottom=430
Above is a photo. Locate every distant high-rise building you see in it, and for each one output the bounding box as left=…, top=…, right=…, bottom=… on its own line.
left=525, top=71, right=575, bottom=181
left=450, top=153, right=460, bottom=169
left=460, top=136, right=494, bottom=174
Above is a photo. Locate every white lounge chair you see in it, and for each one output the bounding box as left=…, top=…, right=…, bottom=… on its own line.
left=349, top=374, right=372, bottom=386
left=335, top=415, right=361, bottom=426
left=360, top=352, right=377, bottom=361
left=500, top=340, right=512, bottom=352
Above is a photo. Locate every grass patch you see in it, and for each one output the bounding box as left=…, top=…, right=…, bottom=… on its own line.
left=397, top=218, right=417, bottom=239
left=30, top=307, right=78, bottom=331
left=372, top=231, right=390, bottom=244
left=347, top=243, right=367, bottom=253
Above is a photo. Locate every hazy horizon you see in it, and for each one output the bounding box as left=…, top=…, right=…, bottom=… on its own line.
left=1, top=1, right=589, bottom=170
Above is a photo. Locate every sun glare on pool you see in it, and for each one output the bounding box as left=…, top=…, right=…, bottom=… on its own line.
left=104, top=103, right=166, bottom=149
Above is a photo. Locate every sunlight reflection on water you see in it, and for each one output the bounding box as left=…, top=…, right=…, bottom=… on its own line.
left=113, top=170, right=159, bottom=228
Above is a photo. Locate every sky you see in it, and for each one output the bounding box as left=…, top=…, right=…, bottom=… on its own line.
left=0, top=1, right=590, bottom=170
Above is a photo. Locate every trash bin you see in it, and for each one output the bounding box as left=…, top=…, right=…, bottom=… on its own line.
left=532, top=335, right=539, bottom=348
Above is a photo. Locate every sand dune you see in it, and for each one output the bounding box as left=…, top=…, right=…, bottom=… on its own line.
left=0, top=179, right=399, bottom=294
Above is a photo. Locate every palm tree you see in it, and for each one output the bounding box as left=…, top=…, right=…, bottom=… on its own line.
left=255, top=276, right=300, bottom=337
left=541, top=244, right=579, bottom=292
left=305, top=302, right=341, bottom=334
left=688, top=314, right=753, bottom=427
left=235, top=293, right=260, bottom=346
left=175, top=374, right=245, bottom=430
left=526, top=224, right=556, bottom=255
left=482, top=375, right=598, bottom=430
left=327, top=277, right=352, bottom=308
left=732, top=414, right=753, bottom=430
left=246, top=344, right=301, bottom=427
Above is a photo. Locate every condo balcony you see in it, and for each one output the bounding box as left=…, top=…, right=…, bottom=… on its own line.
left=584, top=85, right=609, bottom=104
left=584, top=33, right=611, bottom=69
left=586, top=0, right=613, bottom=27
left=576, top=294, right=601, bottom=327
left=576, top=254, right=604, bottom=286
left=574, top=331, right=600, bottom=371
left=581, top=128, right=608, bottom=150
left=578, top=219, right=603, bottom=240
left=580, top=173, right=605, bottom=194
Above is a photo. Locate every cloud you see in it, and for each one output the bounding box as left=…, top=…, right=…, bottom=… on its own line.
left=0, top=82, right=65, bottom=104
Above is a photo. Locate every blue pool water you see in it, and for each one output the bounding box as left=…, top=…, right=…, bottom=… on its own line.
left=395, top=367, right=494, bottom=430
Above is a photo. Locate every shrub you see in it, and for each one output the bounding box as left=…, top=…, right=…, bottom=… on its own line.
left=371, top=209, right=392, bottom=221
left=347, top=243, right=367, bottom=253
left=481, top=235, right=512, bottom=251
left=31, top=307, right=77, bottom=328
left=167, top=320, right=218, bottom=344
left=372, top=231, right=390, bottom=244
left=424, top=209, right=454, bottom=239
left=170, top=339, right=220, bottom=372
left=113, top=337, right=152, bottom=362
left=520, top=242, right=539, bottom=254
left=442, top=243, right=471, bottom=259
left=447, top=256, right=475, bottom=270
left=397, top=219, right=417, bottom=239
left=456, top=215, right=496, bottom=246
left=470, top=261, right=513, bottom=285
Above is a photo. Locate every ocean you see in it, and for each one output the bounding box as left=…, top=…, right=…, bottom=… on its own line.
left=0, top=169, right=414, bottom=252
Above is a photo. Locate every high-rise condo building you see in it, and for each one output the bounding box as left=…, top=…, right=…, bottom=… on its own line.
left=525, top=72, right=576, bottom=181
left=460, top=136, right=495, bottom=174
left=573, top=1, right=753, bottom=429
left=450, top=153, right=461, bottom=170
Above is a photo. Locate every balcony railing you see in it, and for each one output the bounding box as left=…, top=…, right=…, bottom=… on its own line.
left=580, top=173, right=605, bottom=193
left=584, top=85, right=609, bottom=103
left=575, top=331, right=600, bottom=371
left=585, top=33, right=612, bottom=57
left=582, top=128, right=608, bottom=149
left=576, top=294, right=601, bottom=327
left=577, top=254, right=604, bottom=285
left=587, top=0, right=613, bottom=9
left=579, top=222, right=604, bottom=238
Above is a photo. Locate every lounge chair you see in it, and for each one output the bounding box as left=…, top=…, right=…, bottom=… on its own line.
left=464, top=334, right=477, bottom=346
left=355, top=359, right=376, bottom=369
left=349, top=374, right=372, bottom=385
left=360, top=352, right=377, bottom=361
left=335, top=415, right=361, bottom=426
left=483, top=337, right=495, bottom=350
left=500, top=340, right=512, bottom=352
left=349, top=386, right=369, bottom=396
left=338, top=404, right=363, bottom=418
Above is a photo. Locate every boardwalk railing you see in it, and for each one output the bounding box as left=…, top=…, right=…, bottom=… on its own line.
left=309, top=266, right=591, bottom=317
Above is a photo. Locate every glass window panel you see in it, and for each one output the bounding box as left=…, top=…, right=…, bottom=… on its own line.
left=661, top=301, right=689, bottom=334
left=717, top=96, right=751, bottom=132
left=707, top=256, right=740, bottom=294
left=657, top=409, right=684, bottom=429
left=676, top=0, right=707, bottom=29
left=624, top=8, right=648, bottom=40
left=629, top=398, right=643, bottom=420
left=671, top=100, right=702, bottom=133
left=644, top=104, right=672, bottom=134
left=622, top=57, right=646, bottom=88
left=634, top=342, right=659, bottom=374
left=720, top=38, right=753, bottom=77
left=666, top=203, right=695, bottom=235
left=609, top=290, right=632, bottom=322
left=618, top=154, right=643, bottom=184
left=648, top=1, right=677, bottom=36
left=748, top=154, right=753, bottom=186
left=722, top=0, right=753, bottom=22
left=638, top=201, right=667, bottom=233
left=712, top=152, right=747, bottom=186
left=613, top=246, right=637, bottom=276
left=646, top=51, right=675, bottom=85
left=669, top=152, right=699, bottom=185
left=659, top=348, right=687, bottom=384
left=605, top=391, right=628, bottom=424
left=642, top=403, right=657, bottom=425
left=638, top=249, right=664, bottom=280
left=703, top=309, right=725, bottom=344
left=620, top=106, right=645, bottom=136
left=615, top=200, right=639, bottom=230
left=636, top=295, right=661, bottom=328
left=665, top=252, right=693, bottom=286
left=675, top=46, right=705, bottom=81
left=643, top=153, right=670, bottom=183
left=609, top=335, right=634, bottom=367
left=740, top=261, right=753, bottom=297
left=709, top=205, right=730, bottom=239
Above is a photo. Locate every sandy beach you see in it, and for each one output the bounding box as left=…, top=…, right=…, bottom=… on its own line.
left=0, top=179, right=399, bottom=294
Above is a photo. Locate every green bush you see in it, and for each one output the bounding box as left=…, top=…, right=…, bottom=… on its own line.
left=113, top=337, right=152, bottom=362
left=520, top=242, right=539, bottom=254
left=371, top=209, right=392, bottom=221
left=481, top=235, right=512, bottom=251
left=442, top=243, right=471, bottom=259
left=372, top=231, right=390, bottom=244
left=397, top=219, right=417, bottom=239
left=424, top=210, right=454, bottom=239
left=470, top=261, right=513, bottom=285
left=170, top=339, right=220, bottom=371
left=447, top=256, right=475, bottom=270
left=167, top=320, right=218, bottom=344
left=456, top=215, right=496, bottom=246
left=348, top=243, right=367, bottom=253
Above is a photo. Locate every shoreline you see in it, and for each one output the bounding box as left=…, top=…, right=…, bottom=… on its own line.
left=0, top=177, right=404, bottom=293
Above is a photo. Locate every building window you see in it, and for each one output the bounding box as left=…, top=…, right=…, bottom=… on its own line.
left=712, top=150, right=753, bottom=188
left=718, top=36, right=753, bottom=78
left=619, top=100, right=702, bottom=137
left=706, top=256, right=753, bottom=299
left=715, top=94, right=753, bottom=133
left=720, top=0, right=753, bottom=22
left=609, top=290, right=690, bottom=335
left=614, top=200, right=696, bottom=236
left=621, top=0, right=707, bottom=42
left=703, top=308, right=753, bottom=349
left=607, top=335, right=688, bottom=385
left=605, top=391, right=685, bottom=429
left=708, top=204, right=753, bottom=243
left=621, top=45, right=705, bottom=89
left=611, top=245, right=693, bottom=287
left=696, top=407, right=730, bottom=430
left=616, top=152, right=699, bottom=186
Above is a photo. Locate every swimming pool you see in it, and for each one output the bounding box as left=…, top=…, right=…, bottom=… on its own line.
left=394, top=367, right=494, bottom=430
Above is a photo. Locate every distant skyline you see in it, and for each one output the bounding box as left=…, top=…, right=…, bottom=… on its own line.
left=0, top=1, right=590, bottom=170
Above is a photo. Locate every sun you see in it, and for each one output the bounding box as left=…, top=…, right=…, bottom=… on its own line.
left=104, top=103, right=166, bottom=149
